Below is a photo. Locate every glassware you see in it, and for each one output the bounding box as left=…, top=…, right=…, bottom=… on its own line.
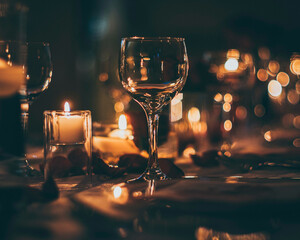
left=119, top=37, right=189, bottom=181
left=201, top=50, right=255, bottom=152
left=43, top=110, right=92, bottom=179
left=4, top=41, right=52, bottom=176
left=20, top=42, right=52, bottom=175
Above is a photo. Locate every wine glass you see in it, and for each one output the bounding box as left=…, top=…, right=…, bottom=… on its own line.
left=18, top=42, right=53, bottom=175
left=119, top=37, right=189, bottom=182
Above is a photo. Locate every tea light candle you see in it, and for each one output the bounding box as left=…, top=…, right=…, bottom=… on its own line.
left=56, top=102, right=85, bottom=143
left=108, top=114, right=133, bottom=140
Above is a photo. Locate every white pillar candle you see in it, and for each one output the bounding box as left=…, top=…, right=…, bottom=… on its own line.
left=56, top=102, right=85, bottom=143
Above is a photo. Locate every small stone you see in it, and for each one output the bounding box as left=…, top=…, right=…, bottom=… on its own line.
left=45, top=155, right=72, bottom=178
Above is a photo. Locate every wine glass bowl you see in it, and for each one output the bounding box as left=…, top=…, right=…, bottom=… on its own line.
left=19, top=42, right=52, bottom=105
left=119, top=37, right=188, bottom=181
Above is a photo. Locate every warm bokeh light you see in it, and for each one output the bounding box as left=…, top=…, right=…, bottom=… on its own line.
left=264, top=131, right=272, bottom=142
left=214, top=93, right=223, bottom=102
left=64, top=101, right=70, bottom=112
left=258, top=47, right=270, bottom=60
left=296, top=80, right=300, bottom=94
left=268, top=80, right=282, bottom=97
left=257, top=69, right=269, bottom=81
left=224, top=58, right=239, bottom=71
left=293, top=116, right=300, bottom=129
left=290, top=58, right=300, bottom=75
left=188, top=107, right=200, bottom=122
left=226, top=49, right=240, bottom=59
left=268, top=60, right=280, bottom=74
left=236, top=106, right=247, bottom=120
left=287, top=90, right=299, bottom=105
left=114, top=101, right=125, bottom=112
left=293, top=138, right=300, bottom=148
left=276, top=72, right=290, bottom=87
left=224, top=93, right=233, bottom=103
left=224, top=120, right=232, bottom=131
left=183, top=146, right=196, bottom=158
left=99, top=72, right=109, bottom=82
left=223, top=102, right=231, bottom=112
left=254, top=104, right=265, bottom=118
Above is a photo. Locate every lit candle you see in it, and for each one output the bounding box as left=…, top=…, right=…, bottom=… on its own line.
left=56, top=102, right=85, bottom=143
left=108, top=114, right=133, bottom=139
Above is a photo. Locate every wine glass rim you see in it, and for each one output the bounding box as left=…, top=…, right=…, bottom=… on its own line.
left=122, top=36, right=185, bottom=41
left=26, top=42, right=50, bottom=46
left=0, top=40, right=49, bottom=45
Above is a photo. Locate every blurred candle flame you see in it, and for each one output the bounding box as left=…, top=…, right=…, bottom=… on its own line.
left=119, top=114, right=127, bottom=130
left=188, top=107, right=200, bottom=123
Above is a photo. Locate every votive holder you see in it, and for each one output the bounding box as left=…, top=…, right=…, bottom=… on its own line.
left=43, top=110, right=92, bottom=179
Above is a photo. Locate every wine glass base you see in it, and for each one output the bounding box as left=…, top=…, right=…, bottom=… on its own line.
left=126, top=168, right=168, bottom=183
left=13, top=157, right=41, bottom=177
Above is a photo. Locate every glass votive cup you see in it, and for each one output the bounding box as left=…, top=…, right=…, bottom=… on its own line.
left=43, top=110, right=92, bottom=179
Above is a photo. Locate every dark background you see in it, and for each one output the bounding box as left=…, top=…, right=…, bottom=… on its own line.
left=21, top=0, right=300, bottom=142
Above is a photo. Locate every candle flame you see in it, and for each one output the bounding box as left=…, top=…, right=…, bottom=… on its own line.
left=64, top=102, right=70, bottom=112
left=118, top=114, right=127, bottom=130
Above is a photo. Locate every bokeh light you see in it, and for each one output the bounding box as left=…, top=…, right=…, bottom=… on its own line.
left=264, top=131, right=272, bottom=142
left=224, top=58, right=239, bottom=71
left=183, top=146, right=196, bottom=158
left=257, top=69, right=268, bottom=81
left=293, top=116, right=300, bottom=129
left=290, top=58, right=300, bottom=75
left=224, top=93, right=233, bottom=103
left=114, top=101, right=125, bottom=112
left=268, top=80, right=282, bottom=97
left=226, top=49, right=240, bottom=59
left=188, top=107, right=200, bottom=122
left=214, top=93, right=223, bottom=102
left=254, top=104, right=265, bottom=118
left=293, top=138, right=300, bottom=148
left=99, top=72, right=109, bottom=82
left=224, top=120, right=232, bottom=131
left=296, top=80, right=300, bottom=94
left=236, top=106, right=247, bottom=120
left=287, top=90, right=299, bottom=105
left=276, top=72, right=290, bottom=87
left=223, top=102, right=231, bottom=112
left=268, top=60, right=280, bottom=74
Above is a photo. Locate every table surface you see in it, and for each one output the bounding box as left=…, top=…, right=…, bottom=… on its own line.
left=1, top=139, right=300, bottom=240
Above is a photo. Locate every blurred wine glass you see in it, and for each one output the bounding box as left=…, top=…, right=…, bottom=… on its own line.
left=19, top=42, right=52, bottom=175
left=202, top=49, right=255, bottom=152
left=0, top=41, right=52, bottom=175
left=119, top=37, right=188, bottom=182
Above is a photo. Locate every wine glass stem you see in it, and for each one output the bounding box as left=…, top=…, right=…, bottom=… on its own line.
left=147, top=112, right=159, bottom=170
left=20, top=102, right=29, bottom=159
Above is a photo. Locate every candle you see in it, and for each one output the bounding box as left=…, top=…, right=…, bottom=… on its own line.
left=108, top=114, right=133, bottom=139
left=55, top=102, right=85, bottom=143
left=0, top=58, right=24, bottom=97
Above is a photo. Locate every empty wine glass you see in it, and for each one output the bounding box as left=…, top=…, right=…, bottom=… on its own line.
left=119, top=37, right=189, bottom=182
left=19, top=42, right=52, bottom=175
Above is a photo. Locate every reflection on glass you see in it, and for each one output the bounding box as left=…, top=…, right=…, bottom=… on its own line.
left=195, top=227, right=268, bottom=240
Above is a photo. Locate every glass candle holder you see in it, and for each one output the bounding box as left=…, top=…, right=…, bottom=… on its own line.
left=43, top=110, right=92, bottom=179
